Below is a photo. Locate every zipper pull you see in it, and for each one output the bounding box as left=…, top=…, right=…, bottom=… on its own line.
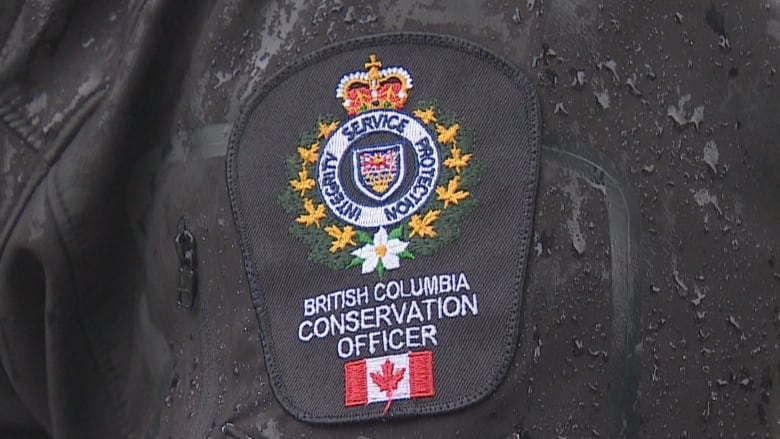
left=175, top=222, right=197, bottom=308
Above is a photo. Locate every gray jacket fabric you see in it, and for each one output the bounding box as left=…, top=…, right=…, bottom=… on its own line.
left=1, top=1, right=778, bottom=438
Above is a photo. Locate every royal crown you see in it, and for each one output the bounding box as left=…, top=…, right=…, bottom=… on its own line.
left=335, top=54, right=413, bottom=116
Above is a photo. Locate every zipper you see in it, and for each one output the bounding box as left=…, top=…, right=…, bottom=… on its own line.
left=174, top=221, right=196, bottom=308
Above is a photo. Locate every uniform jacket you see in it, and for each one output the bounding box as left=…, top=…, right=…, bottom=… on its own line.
left=0, top=1, right=778, bottom=438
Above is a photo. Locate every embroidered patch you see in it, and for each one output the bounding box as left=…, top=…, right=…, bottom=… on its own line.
left=277, top=56, right=483, bottom=280
left=227, top=33, right=540, bottom=423
left=345, top=351, right=435, bottom=413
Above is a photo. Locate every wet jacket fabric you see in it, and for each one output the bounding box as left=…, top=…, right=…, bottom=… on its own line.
left=1, top=1, right=779, bottom=438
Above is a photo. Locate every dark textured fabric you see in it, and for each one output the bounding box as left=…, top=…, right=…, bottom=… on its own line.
left=227, top=33, right=540, bottom=422
left=0, top=0, right=218, bottom=437
left=1, top=1, right=778, bottom=438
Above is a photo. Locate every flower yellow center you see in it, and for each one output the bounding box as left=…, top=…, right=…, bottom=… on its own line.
left=376, top=244, right=388, bottom=258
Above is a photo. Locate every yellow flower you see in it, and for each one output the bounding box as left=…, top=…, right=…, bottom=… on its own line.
left=296, top=198, right=327, bottom=228
left=443, top=146, right=472, bottom=174
left=318, top=120, right=340, bottom=139
left=409, top=210, right=441, bottom=239
left=435, top=123, right=460, bottom=145
left=297, top=142, right=319, bottom=165
left=324, top=224, right=357, bottom=252
left=413, top=107, right=437, bottom=124
left=435, top=176, right=469, bottom=209
left=290, top=167, right=315, bottom=196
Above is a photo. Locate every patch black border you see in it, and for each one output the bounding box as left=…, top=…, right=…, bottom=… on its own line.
left=226, top=32, right=540, bottom=423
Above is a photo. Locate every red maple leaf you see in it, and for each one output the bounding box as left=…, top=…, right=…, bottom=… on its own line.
left=369, top=359, right=406, bottom=415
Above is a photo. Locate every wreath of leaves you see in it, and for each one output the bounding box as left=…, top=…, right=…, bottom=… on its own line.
left=277, top=99, right=485, bottom=273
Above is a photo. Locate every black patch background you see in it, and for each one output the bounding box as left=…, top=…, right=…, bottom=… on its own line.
left=227, top=33, right=540, bottom=423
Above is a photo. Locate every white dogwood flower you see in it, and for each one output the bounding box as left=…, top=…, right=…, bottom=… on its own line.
left=351, top=227, right=409, bottom=275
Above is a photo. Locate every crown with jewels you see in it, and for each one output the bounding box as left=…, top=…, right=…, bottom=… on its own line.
left=335, top=54, right=413, bottom=116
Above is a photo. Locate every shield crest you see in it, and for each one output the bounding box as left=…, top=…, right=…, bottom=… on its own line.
left=351, top=142, right=405, bottom=201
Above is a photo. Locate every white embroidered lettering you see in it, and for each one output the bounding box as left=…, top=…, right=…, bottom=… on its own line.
left=442, top=296, right=460, bottom=318
left=369, top=331, right=382, bottom=355
left=405, top=326, right=421, bottom=348
left=376, top=305, right=392, bottom=327
left=338, top=337, right=353, bottom=358
left=316, top=295, right=328, bottom=314
left=299, top=272, right=479, bottom=358
left=314, top=317, right=330, bottom=338
left=456, top=272, right=471, bottom=291
left=421, top=324, right=438, bottom=347
left=298, top=321, right=313, bottom=342
left=336, top=325, right=438, bottom=359
left=461, top=293, right=478, bottom=316
left=374, top=282, right=386, bottom=302
left=303, top=298, right=316, bottom=317
left=386, top=280, right=402, bottom=300
left=389, top=328, right=404, bottom=350
left=345, top=309, right=360, bottom=332
left=407, top=300, right=424, bottom=323
left=360, top=307, right=375, bottom=328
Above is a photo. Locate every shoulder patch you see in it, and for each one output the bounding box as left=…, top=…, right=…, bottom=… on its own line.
left=227, top=34, right=540, bottom=423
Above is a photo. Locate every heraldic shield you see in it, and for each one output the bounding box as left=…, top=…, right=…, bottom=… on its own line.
left=351, top=141, right=406, bottom=202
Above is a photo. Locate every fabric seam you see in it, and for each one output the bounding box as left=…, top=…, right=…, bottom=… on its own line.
left=46, top=176, right=129, bottom=436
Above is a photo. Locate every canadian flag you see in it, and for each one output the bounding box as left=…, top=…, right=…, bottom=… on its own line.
left=344, top=350, right=435, bottom=413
